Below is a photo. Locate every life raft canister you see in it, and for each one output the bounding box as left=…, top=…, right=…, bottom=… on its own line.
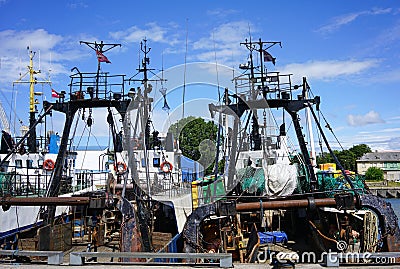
left=43, top=159, right=55, bottom=171
left=161, top=161, right=173, bottom=173
left=114, top=161, right=127, bottom=173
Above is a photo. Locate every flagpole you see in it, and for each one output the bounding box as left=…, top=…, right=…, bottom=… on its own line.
left=258, top=38, right=265, bottom=90
left=96, top=42, right=101, bottom=98
left=79, top=40, right=121, bottom=98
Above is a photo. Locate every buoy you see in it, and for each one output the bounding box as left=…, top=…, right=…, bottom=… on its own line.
left=43, top=159, right=55, bottom=171
left=114, top=161, right=127, bottom=173
left=161, top=161, right=173, bottom=173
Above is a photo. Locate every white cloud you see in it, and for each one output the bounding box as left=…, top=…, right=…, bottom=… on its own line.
left=0, top=29, right=89, bottom=84
left=347, top=110, right=385, bottom=126
left=359, top=127, right=400, bottom=134
left=368, top=68, right=400, bottom=83
left=206, top=8, right=238, bottom=17
left=109, top=23, right=179, bottom=45
left=280, top=59, right=377, bottom=81
left=0, top=29, right=62, bottom=54
left=388, top=137, right=400, bottom=150
left=317, top=8, right=392, bottom=34
left=67, top=1, right=89, bottom=9
left=389, top=116, right=400, bottom=121
left=191, top=21, right=254, bottom=65
left=372, top=21, right=400, bottom=49
left=0, top=29, right=62, bottom=83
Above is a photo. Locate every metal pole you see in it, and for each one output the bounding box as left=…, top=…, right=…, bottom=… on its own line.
left=236, top=198, right=337, bottom=211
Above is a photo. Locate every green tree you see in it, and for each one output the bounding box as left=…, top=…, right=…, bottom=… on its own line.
left=316, top=144, right=372, bottom=172
left=335, top=149, right=356, bottom=171
left=316, top=152, right=334, bottom=166
left=365, top=167, right=384, bottom=181
left=349, top=144, right=371, bottom=159
left=168, top=117, right=218, bottom=175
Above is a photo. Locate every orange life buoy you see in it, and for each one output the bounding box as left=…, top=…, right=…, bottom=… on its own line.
left=114, top=161, right=127, bottom=173
left=160, top=161, right=173, bottom=173
left=43, top=159, right=55, bottom=171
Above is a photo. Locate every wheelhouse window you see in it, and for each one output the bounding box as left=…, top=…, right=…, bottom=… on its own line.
left=15, top=159, right=22, bottom=168
left=26, top=159, right=33, bottom=168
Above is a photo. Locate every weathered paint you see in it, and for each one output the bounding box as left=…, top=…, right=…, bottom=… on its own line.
left=117, top=197, right=142, bottom=261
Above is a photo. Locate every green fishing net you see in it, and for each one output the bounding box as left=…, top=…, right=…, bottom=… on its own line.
left=238, top=166, right=265, bottom=193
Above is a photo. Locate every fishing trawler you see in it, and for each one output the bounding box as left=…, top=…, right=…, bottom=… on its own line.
left=0, top=48, right=82, bottom=249
left=1, top=36, right=399, bottom=266
left=183, top=38, right=400, bottom=265
left=0, top=39, right=203, bottom=255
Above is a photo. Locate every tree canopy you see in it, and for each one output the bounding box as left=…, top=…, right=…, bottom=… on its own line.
left=316, top=144, right=372, bottom=172
left=168, top=116, right=219, bottom=175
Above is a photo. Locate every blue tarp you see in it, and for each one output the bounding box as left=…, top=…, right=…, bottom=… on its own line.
left=258, top=231, right=288, bottom=244
left=181, top=155, right=204, bottom=182
left=48, top=133, right=60, bottom=153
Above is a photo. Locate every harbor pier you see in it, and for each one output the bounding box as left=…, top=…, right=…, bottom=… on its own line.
left=369, top=187, right=400, bottom=198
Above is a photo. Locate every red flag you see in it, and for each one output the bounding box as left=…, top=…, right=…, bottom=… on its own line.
left=96, top=50, right=111, bottom=63
left=51, top=89, right=60, bottom=98
left=263, top=50, right=276, bottom=65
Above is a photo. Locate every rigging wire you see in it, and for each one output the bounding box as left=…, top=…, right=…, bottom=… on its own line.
left=75, top=120, right=88, bottom=150
left=79, top=125, right=92, bottom=171
left=316, top=110, right=325, bottom=156
left=213, top=31, right=222, bottom=178
left=182, top=18, right=188, bottom=119
left=319, top=110, right=344, bottom=151
left=307, top=88, right=344, bottom=150
left=69, top=109, right=82, bottom=151
left=15, top=206, right=22, bottom=249
left=0, top=87, right=23, bottom=134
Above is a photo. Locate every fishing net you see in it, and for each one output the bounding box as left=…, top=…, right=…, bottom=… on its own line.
left=317, top=173, right=366, bottom=197
left=238, top=166, right=265, bottom=194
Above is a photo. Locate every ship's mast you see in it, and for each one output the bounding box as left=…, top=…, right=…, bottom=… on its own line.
left=125, top=39, right=166, bottom=252
left=13, top=48, right=51, bottom=153
left=43, top=41, right=129, bottom=225
left=79, top=40, right=121, bottom=97
left=128, top=38, right=166, bottom=149
left=239, top=39, right=281, bottom=150
left=213, top=38, right=320, bottom=192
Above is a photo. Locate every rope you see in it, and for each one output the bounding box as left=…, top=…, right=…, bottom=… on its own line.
left=15, top=206, right=22, bottom=249
left=308, top=220, right=338, bottom=245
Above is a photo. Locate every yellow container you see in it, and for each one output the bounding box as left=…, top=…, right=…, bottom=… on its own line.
left=319, top=163, right=336, bottom=171
left=191, top=181, right=199, bottom=209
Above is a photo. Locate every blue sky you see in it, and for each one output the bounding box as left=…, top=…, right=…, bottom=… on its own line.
left=0, top=0, right=400, bottom=152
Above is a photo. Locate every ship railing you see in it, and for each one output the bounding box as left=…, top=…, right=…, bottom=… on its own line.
left=72, top=169, right=109, bottom=193
left=0, top=170, right=51, bottom=197
left=236, top=133, right=282, bottom=153
left=10, top=135, right=49, bottom=154
left=65, top=71, right=127, bottom=102
left=232, top=71, right=296, bottom=101
left=0, top=168, right=111, bottom=197
left=137, top=170, right=192, bottom=198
